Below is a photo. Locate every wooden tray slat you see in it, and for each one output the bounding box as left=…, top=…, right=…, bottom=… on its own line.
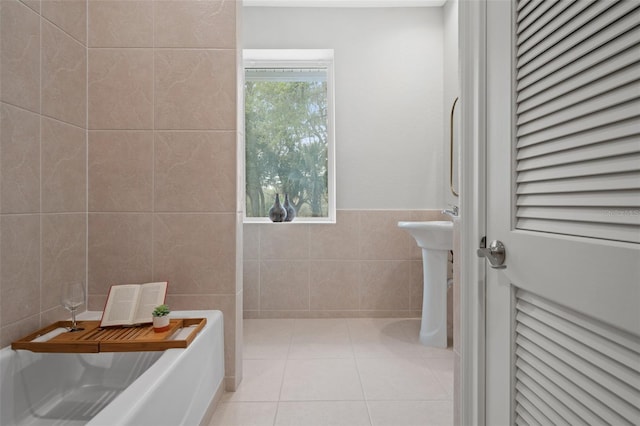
left=11, top=318, right=206, bottom=353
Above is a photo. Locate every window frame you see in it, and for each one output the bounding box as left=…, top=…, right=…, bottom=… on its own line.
left=242, top=49, right=336, bottom=224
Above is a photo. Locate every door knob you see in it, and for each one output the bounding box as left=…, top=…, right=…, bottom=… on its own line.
left=477, top=237, right=506, bottom=269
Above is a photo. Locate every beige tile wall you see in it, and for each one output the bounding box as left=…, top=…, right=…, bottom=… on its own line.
left=0, top=0, right=88, bottom=348
left=86, top=0, right=242, bottom=391
left=0, top=0, right=242, bottom=392
left=244, top=210, right=453, bottom=320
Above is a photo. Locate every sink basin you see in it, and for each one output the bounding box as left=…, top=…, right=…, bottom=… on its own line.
left=397, top=221, right=453, bottom=251
left=398, top=220, right=453, bottom=348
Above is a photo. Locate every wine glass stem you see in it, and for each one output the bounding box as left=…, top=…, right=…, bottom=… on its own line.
left=70, top=308, right=77, bottom=330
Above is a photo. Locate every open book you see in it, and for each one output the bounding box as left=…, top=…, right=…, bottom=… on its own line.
left=100, top=282, right=168, bottom=327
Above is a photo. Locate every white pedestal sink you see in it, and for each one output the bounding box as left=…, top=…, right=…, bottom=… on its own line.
left=398, top=221, right=453, bottom=348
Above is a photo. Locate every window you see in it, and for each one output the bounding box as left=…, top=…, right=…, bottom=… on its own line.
left=243, top=49, right=335, bottom=223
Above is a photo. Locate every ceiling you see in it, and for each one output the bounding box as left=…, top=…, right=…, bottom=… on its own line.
left=244, top=0, right=446, bottom=7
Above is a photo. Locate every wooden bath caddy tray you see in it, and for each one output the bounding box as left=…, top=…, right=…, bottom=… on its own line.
left=11, top=318, right=206, bottom=353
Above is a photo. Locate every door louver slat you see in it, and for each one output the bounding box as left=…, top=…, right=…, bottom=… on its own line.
left=516, top=99, right=640, bottom=144
left=517, top=57, right=640, bottom=117
left=517, top=299, right=639, bottom=370
left=517, top=0, right=546, bottom=23
left=516, top=1, right=635, bottom=71
left=516, top=206, right=638, bottom=226
left=515, top=408, right=541, bottom=426
left=517, top=291, right=640, bottom=354
left=515, top=381, right=565, bottom=425
left=516, top=172, right=640, bottom=194
left=517, top=29, right=640, bottom=101
left=516, top=357, right=606, bottom=425
left=515, top=412, right=537, bottom=426
left=516, top=5, right=640, bottom=86
left=517, top=0, right=534, bottom=13
left=516, top=153, right=640, bottom=182
left=517, top=191, right=640, bottom=207
left=517, top=137, right=640, bottom=170
left=514, top=0, right=640, bottom=244
left=516, top=332, right=640, bottom=407
left=514, top=290, right=640, bottom=426
left=517, top=0, right=595, bottom=47
left=516, top=351, right=629, bottom=425
left=516, top=79, right=640, bottom=130
left=516, top=120, right=639, bottom=159
left=516, top=0, right=561, bottom=36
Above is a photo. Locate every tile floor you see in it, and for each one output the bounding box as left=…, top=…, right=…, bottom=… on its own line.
left=209, top=318, right=453, bottom=426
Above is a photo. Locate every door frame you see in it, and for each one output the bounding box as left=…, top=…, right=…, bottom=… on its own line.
left=459, top=0, right=488, bottom=424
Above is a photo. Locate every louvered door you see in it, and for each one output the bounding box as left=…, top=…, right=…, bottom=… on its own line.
left=514, top=290, right=639, bottom=425
left=515, top=0, right=640, bottom=243
left=483, top=1, right=640, bottom=424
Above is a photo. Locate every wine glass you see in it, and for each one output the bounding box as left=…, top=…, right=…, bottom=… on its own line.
left=61, top=282, right=85, bottom=331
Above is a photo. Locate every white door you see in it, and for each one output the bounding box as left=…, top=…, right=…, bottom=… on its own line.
left=483, top=1, right=640, bottom=424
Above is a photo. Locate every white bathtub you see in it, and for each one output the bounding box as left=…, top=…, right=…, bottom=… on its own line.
left=0, top=310, right=224, bottom=426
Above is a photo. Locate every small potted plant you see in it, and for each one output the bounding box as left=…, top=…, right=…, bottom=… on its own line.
left=152, top=304, right=171, bottom=332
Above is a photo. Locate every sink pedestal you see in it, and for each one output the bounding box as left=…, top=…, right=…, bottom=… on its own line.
left=397, top=221, right=453, bottom=349
left=420, top=248, right=448, bottom=348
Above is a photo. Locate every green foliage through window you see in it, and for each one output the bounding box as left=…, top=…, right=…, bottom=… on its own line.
left=245, top=70, right=329, bottom=218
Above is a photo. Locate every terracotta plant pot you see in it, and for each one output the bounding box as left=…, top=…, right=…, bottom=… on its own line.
left=152, top=315, right=170, bottom=332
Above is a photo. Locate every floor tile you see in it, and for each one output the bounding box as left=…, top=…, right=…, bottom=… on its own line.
left=346, top=318, right=402, bottom=337
left=404, top=321, right=454, bottom=358
left=223, top=359, right=286, bottom=402
left=357, top=358, right=449, bottom=401
left=244, top=319, right=294, bottom=359
left=413, top=344, right=455, bottom=359
left=209, top=402, right=277, bottom=426
left=288, top=318, right=353, bottom=359
left=350, top=339, right=425, bottom=359
left=280, top=358, right=364, bottom=401
left=424, top=358, right=454, bottom=396
left=367, top=401, right=453, bottom=426
left=348, top=318, right=453, bottom=359
left=215, top=318, right=453, bottom=426
left=275, top=401, right=371, bottom=426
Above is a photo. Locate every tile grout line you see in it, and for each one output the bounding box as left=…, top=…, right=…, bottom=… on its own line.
left=257, top=225, right=261, bottom=313
left=39, top=4, right=43, bottom=328
left=348, top=318, right=375, bottom=426
left=150, top=0, right=156, bottom=283
left=85, top=0, right=89, bottom=313
left=272, top=319, right=295, bottom=426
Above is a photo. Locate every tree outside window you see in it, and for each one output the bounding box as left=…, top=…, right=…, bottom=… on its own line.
left=243, top=50, right=335, bottom=222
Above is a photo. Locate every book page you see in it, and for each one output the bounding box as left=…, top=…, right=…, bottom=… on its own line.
left=100, top=285, right=140, bottom=327
left=132, top=281, right=168, bottom=324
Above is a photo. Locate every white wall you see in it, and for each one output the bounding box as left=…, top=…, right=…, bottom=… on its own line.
left=243, top=7, right=445, bottom=209
left=443, top=0, right=460, bottom=209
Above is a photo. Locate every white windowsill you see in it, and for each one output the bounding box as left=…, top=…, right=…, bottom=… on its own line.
left=243, top=217, right=336, bottom=224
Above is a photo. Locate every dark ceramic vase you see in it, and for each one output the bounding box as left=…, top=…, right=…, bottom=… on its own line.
left=268, top=193, right=287, bottom=222
left=283, top=194, right=296, bottom=222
